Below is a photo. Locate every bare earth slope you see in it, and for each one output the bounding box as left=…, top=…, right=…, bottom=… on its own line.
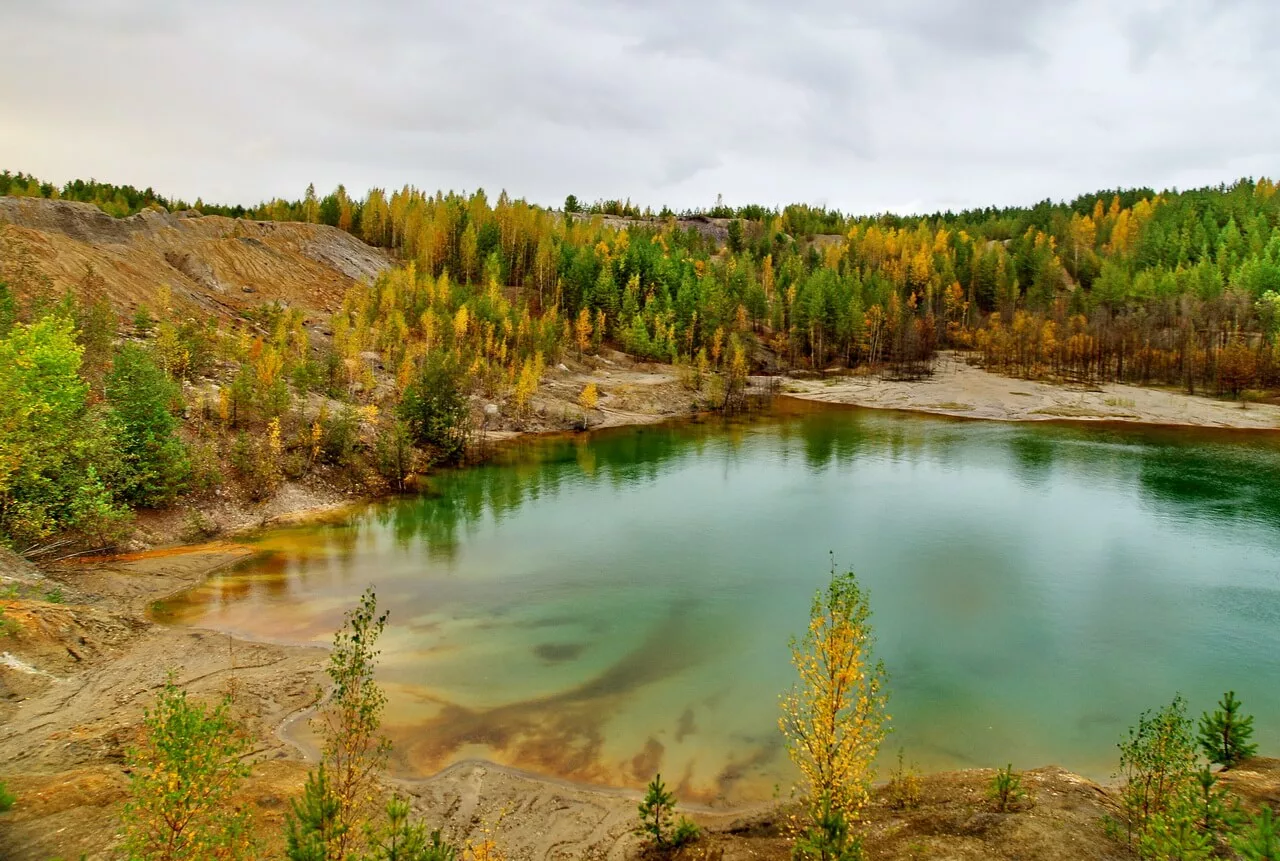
left=0, top=197, right=391, bottom=318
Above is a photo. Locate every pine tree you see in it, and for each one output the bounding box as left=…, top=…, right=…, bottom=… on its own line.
left=1235, top=807, right=1280, bottom=861
left=1198, top=691, right=1257, bottom=768
left=636, top=773, right=676, bottom=848
left=634, top=773, right=697, bottom=850
left=285, top=764, right=346, bottom=861
left=364, top=796, right=458, bottom=861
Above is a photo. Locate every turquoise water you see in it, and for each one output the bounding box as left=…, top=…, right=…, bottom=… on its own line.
left=158, top=402, right=1280, bottom=803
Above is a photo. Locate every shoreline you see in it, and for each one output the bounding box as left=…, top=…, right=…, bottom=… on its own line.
left=780, top=353, right=1280, bottom=432
left=4, top=363, right=1280, bottom=859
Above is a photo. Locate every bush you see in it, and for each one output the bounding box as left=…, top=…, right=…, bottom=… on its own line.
left=375, top=418, right=416, bottom=492
left=987, top=764, right=1027, bottom=812
left=0, top=316, right=129, bottom=547
left=120, top=676, right=254, bottom=860
left=285, top=764, right=346, bottom=861
left=886, top=749, right=922, bottom=810
left=399, top=353, right=468, bottom=464
left=1198, top=691, right=1257, bottom=768
left=230, top=431, right=280, bottom=501
left=0, top=779, right=14, bottom=812
left=1115, top=695, right=1199, bottom=848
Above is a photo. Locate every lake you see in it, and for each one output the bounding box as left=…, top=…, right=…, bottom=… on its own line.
left=155, top=400, right=1280, bottom=804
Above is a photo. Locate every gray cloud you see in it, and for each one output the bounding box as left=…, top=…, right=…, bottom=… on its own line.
left=0, top=0, right=1275, bottom=214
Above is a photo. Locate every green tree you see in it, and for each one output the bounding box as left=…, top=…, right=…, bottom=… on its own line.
left=364, top=796, right=459, bottom=861
left=288, top=588, right=391, bottom=861
left=0, top=316, right=126, bottom=546
left=1115, top=695, right=1199, bottom=850
left=1139, top=814, right=1214, bottom=861
left=563, top=194, right=580, bottom=214
left=107, top=344, right=190, bottom=506
left=793, top=797, right=861, bottom=861
left=399, top=353, right=468, bottom=464
left=0, top=282, right=15, bottom=338
left=1235, top=807, right=1280, bottom=861
left=635, top=773, right=698, bottom=851
left=1198, top=691, right=1257, bottom=768
left=120, top=677, right=254, bottom=861
left=286, top=764, right=347, bottom=861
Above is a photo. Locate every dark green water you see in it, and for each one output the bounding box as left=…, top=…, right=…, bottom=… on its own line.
left=158, top=402, right=1280, bottom=803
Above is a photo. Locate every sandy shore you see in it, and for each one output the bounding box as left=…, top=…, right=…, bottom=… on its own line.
left=782, top=353, right=1280, bottom=430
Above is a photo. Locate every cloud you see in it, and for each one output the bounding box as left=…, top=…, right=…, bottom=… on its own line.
left=0, top=0, right=1275, bottom=214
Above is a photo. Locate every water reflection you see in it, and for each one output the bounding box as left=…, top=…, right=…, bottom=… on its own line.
left=157, top=404, right=1280, bottom=802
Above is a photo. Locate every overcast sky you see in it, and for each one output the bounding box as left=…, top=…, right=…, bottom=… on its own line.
left=1, top=0, right=1276, bottom=215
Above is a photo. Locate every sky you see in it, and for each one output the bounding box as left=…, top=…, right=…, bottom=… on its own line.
left=1, top=0, right=1276, bottom=215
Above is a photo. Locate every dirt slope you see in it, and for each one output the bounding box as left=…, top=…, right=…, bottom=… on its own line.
left=0, top=196, right=391, bottom=318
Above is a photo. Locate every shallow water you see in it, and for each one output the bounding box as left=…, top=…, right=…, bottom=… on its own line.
left=156, top=402, right=1280, bottom=803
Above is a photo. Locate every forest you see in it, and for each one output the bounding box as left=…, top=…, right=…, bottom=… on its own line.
left=1, top=169, right=1279, bottom=550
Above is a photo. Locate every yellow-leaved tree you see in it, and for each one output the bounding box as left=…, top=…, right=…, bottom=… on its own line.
left=780, top=563, right=888, bottom=860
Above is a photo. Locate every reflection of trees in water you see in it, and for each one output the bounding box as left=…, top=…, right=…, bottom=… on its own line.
left=343, top=411, right=1280, bottom=560
left=364, top=424, right=714, bottom=557
left=1135, top=439, right=1280, bottom=527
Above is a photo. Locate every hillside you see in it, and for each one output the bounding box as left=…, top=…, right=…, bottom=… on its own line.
left=0, top=197, right=390, bottom=319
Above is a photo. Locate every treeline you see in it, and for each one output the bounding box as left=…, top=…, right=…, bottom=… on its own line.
left=0, top=169, right=255, bottom=219
left=8, top=168, right=1280, bottom=393
left=185, top=173, right=1280, bottom=391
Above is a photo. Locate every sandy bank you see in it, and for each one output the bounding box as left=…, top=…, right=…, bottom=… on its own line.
left=783, top=353, right=1280, bottom=430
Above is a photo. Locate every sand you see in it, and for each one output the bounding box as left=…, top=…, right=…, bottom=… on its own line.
left=782, top=353, right=1280, bottom=430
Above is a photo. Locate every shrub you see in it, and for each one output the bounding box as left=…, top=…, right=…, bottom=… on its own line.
left=1198, top=690, right=1257, bottom=768
left=399, top=353, right=468, bottom=464
left=375, top=418, right=416, bottom=492
left=0, top=316, right=128, bottom=547
left=987, top=764, right=1027, bottom=812
left=1140, top=814, right=1214, bottom=861
left=120, top=676, right=254, bottom=860
left=286, top=764, right=346, bottom=861
left=230, top=430, right=281, bottom=501
left=886, top=749, right=922, bottom=810
left=1115, top=695, right=1199, bottom=848
left=0, top=779, right=14, bottom=812
left=321, top=405, right=362, bottom=465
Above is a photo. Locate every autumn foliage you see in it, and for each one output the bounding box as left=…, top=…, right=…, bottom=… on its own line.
left=781, top=565, right=889, bottom=846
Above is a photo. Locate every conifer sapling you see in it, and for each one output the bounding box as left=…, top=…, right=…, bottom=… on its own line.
left=1198, top=690, right=1257, bottom=768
